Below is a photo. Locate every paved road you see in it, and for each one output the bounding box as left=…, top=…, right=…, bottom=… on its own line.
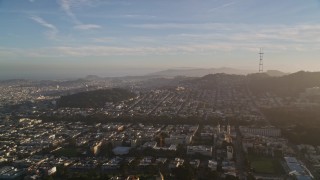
left=235, top=125, right=247, bottom=180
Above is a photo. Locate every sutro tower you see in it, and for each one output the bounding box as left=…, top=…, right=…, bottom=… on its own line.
left=259, top=48, right=264, bottom=73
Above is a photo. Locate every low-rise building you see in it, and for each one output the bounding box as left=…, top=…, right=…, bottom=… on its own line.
left=0, top=166, right=24, bottom=179
left=187, top=145, right=213, bottom=157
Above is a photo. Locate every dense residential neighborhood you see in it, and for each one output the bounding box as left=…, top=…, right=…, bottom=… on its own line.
left=0, top=73, right=319, bottom=179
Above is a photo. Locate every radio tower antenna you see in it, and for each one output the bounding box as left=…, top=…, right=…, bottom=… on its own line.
left=259, top=48, right=264, bottom=73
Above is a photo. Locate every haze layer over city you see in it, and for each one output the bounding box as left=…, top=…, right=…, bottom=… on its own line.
left=1, top=1, right=320, bottom=180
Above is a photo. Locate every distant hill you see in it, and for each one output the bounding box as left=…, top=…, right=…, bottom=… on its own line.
left=148, top=67, right=255, bottom=77
left=183, top=71, right=320, bottom=97
left=247, top=70, right=288, bottom=79
left=183, top=73, right=245, bottom=90
left=247, top=72, right=270, bottom=80
left=83, top=75, right=102, bottom=80
left=265, top=70, right=288, bottom=77
left=248, top=71, right=320, bottom=96
left=0, top=79, right=34, bottom=85
left=58, top=88, right=135, bottom=108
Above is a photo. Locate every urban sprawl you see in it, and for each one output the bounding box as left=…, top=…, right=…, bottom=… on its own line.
left=0, top=76, right=319, bottom=180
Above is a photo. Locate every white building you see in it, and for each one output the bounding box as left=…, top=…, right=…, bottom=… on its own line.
left=187, top=146, right=213, bottom=157
left=227, top=146, right=233, bottom=160
left=208, top=160, right=218, bottom=170
left=240, top=126, right=281, bottom=137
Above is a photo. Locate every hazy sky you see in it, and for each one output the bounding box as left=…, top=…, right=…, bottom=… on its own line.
left=1, top=0, right=320, bottom=79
